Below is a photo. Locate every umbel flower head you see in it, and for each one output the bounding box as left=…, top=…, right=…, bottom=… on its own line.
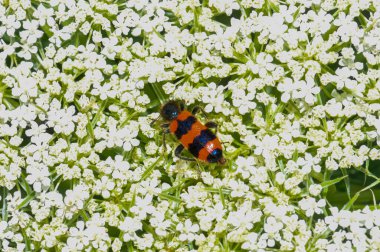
left=0, top=0, right=380, bottom=251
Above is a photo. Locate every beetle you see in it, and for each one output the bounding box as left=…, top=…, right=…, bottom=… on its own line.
left=151, top=100, right=226, bottom=165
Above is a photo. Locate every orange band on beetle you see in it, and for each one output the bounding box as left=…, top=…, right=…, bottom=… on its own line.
left=169, top=120, right=178, bottom=133
left=180, top=121, right=207, bottom=148
left=197, top=148, right=210, bottom=161
left=177, top=110, right=192, bottom=121
left=204, top=138, right=222, bottom=153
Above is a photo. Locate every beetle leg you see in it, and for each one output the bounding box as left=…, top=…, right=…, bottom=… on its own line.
left=205, top=121, right=218, bottom=133
left=161, top=123, right=170, bottom=129
left=178, top=100, right=186, bottom=111
left=161, top=123, right=170, bottom=152
left=195, top=160, right=205, bottom=179
left=192, top=106, right=208, bottom=119
left=175, top=145, right=195, bottom=161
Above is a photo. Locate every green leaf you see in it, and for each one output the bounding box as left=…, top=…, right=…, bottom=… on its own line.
left=91, top=100, right=107, bottom=128
left=158, top=193, right=181, bottom=203
left=19, top=173, right=32, bottom=195
left=16, top=192, right=36, bottom=210
left=140, top=156, right=163, bottom=181
left=2, top=188, right=8, bottom=221
left=321, top=175, right=348, bottom=188
left=344, top=180, right=380, bottom=210
left=341, top=169, right=351, bottom=200
left=343, top=192, right=360, bottom=210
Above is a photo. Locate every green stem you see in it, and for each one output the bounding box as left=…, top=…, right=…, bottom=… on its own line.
left=150, top=83, right=166, bottom=104
left=2, top=188, right=8, bottom=221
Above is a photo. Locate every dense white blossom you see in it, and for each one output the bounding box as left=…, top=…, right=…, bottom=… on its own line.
left=0, top=0, right=379, bottom=251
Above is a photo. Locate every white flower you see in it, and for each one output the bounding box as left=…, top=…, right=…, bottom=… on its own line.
left=309, top=184, right=323, bottom=196
left=112, top=13, right=130, bottom=36
left=176, top=219, right=199, bottom=242
left=150, top=210, right=171, bottom=236
left=253, top=135, right=279, bottom=158
left=25, top=122, right=47, bottom=139
left=0, top=1, right=379, bottom=250
left=109, top=155, right=131, bottom=180
left=64, top=184, right=90, bottom=218
left=275, top=172, right=286, bottom=185
left=33, top=4, right=55, bottom=26
left=242, top=232, right=260, bottom=250
left=256, top=52, right=276, bottom=77
left=292, top=77, right=320, bottom=105
left=137, top=178, right=161, bottom=196
left=256, top=13, right=288, bottom=41
left=130, top=195, right=155, bottom=220
left=49, top=25, right=72, bottom=46
left=91, top=82, right=116, bottom=100
left=200, top=82, right=231, bottom=115
left=47, top=101, right=77, bottom=135
left=94, top=176, right=115, bottom=199
left=263, top=216, right=283, bottom=245
left=235, top=156, right=256, bottom=179
left=277, top=77, right=297, bottom=103
left=0, top=221, right=13, bottom=240
left=227, top=204, right=262, bottom=230
left=67, top=221, right=89, bottom=250
left=228, top=179, right=249, bottom=198
left=135, top=233, right=154, bottom=250
left=1, top=15, right=21, bottom=37
left=299, top=197, right=326, bottom=217
left=12, top=75, right=38, bottom=102
left=278, top=119, right=301, bottom=142
left=297, top=153, right=321, bottom=174
left=101, top=36, right=121, bottom=60
left=20, top=20, right=44, bottom=44
left=119, top=217, right=142, bottom=242
left=25, top=162, right=51, bottom=192
left=15, top=42, right=38, bottom=60
left=121, top=126, right=140, bottom=151
left=209, top=0, right=239, bottom=16
left=333, top=12, right=363, bottom=44
left=232, top=89, right=256, bottom=114
left=301, top=10, right=333, bottom=35
left=95, top=120, right=140, bottom=152
left=181, top=185, right=208, bottom=208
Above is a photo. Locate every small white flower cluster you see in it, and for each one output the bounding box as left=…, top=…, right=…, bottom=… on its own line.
left=0, top=0, right=380, bottom=251
left=316, top=207, right=380, bottom=251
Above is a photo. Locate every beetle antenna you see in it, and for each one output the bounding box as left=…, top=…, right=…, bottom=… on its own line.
left=150, top=115, right=161, bottom=126
left=221, top=141, right=228, bottom=146
left=218, top=157, right=227, bottom=165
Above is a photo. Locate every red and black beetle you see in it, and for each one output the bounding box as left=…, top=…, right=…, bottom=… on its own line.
left=151, top=100, right=226, bottom=165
